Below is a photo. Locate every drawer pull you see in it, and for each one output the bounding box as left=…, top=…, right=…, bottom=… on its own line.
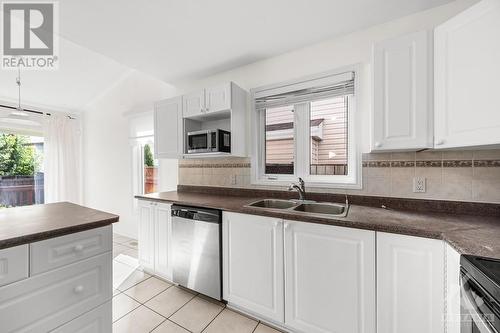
left=73, top=244, right=84, bottom=252
left=73, top=285, right=84, bottom=294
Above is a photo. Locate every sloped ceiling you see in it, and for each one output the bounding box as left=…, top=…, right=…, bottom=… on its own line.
left=58, top=0, right=454, bottom=82
left=0, top=0, right=457, bottom=112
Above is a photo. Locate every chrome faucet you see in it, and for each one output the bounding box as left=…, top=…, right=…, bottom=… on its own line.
left=288, top=177, right=306, bottom=201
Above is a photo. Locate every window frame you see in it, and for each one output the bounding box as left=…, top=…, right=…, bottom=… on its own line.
left=250, top=65, right=362, bottom=189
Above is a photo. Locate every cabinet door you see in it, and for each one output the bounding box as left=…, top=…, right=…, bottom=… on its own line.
left=284, top=220, right=375, bottom=333
left=205, top=83, right=232, bottom=113
left=434, top=0, right=500, bottom=148
left=155, top=202, right=172, bottom=281
left=445, top=244, right=461, bottom=333
left=154, top=96, right=182, bottom=158
left=51, top=301, right=112, bottom=333
left=222, top=212, right=284, bottom=323
left=183, top=90, right=205, bottom=118
left=0, top=245, right=28, bottom=287
left=377, top=232, right=444, bottom=333
left=138, top=200, right=155, bottom=273
left=372, top=30, right=432, bottom=151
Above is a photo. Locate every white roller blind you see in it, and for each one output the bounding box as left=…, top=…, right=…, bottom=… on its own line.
left=255, top=71, right=355, bottom=109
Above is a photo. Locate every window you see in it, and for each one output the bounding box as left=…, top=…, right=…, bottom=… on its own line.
left=143, top=143, right=159, bottom=194
left=0, top=132, right=44, bottom=207
left=252, top=68, right=360, bottom=188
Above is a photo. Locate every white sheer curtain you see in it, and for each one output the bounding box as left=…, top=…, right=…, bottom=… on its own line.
left=44, top=115, right=81, bottom=203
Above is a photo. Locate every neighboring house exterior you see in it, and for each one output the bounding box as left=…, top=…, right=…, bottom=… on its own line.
left=265, top=97, right=348, bottom=175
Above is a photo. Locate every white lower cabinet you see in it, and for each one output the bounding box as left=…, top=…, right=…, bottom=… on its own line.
left=138, top=200, right=173, bottom=280
left=222, top=212, right=284, bottom=323
left=284, top=220, right=376, bottom=333
left=0, top=252, right=112, bottom=332
left=138, top=200, right=156, bottom=272
left=377, top=232, right=444, bottom=333
left=51, top=301, right=111, bottom=333
left=0, top=244, right=28, bottom=287
left=445, top=244, right=461, bottom=333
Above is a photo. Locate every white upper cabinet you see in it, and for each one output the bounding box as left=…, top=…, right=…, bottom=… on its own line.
left=377, top=232, right=444, bottom=333
left=222, top=212, right=284, bottom=323
left=183, top=90, right=205, bottom=118
left=284, top=220, right=376, bottom=333
left=205, top=83, right=232, bottom=113
left=154, top=96, right=183, bottom=158
left=434, top=0, right=500, bottom=148
left=183, top=82, right=247, bottom=119
left=372, top=30, right=433, bottom=151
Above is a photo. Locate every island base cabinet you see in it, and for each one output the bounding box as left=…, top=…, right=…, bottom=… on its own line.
left=222, top=212, right=284, bottom=324
left=377, top=232, right=444, bottom=333
left=284, top=220, right=376, bottom=333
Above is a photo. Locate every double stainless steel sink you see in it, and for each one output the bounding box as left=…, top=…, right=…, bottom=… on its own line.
left=246, top=199, right=348, bottom=218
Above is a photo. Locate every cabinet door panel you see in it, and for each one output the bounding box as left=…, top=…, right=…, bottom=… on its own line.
left=372, top=30, right=432, bottom=151
left=155, top=203, right=172, bottom=281
left=0, top=252, right=111, bottom=332
left=434, top=0, right=500, bottom=148
left=0, top=245, right=28, bottom=287
left=154, top=96, right=182, bottom=158
left=52, top=301, right=112, bottom=333
left=223, top=212, right=284, bottom=323
left=377, top=232, right=444, bottom=333
left=183, top=90, right=205, bottom=118
left=205, top=83, right=231, bottom=113
left=138, top=200, right=155, bottom=273
left=285, top=221, right=375, bottom=333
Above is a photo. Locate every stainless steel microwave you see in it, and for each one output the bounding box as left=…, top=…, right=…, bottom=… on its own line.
left=187, top=129, right=231, bottom=154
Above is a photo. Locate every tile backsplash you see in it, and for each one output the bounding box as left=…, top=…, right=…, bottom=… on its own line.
left=178, top=149, right=500, bottom=203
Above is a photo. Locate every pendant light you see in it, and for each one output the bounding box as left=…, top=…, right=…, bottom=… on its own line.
left=12, top=65, right=29, bottom=117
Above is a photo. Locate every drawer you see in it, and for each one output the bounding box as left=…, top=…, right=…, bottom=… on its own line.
left=30, top=225, right=112, bottom=275
left=0, top=251, right=112, bottom=332
left=0, top=245, right=28, bottom=287
left=51, top=301, right=111, bottom=333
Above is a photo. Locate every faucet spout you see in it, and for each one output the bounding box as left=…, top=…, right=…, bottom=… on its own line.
left=288, top=177, right=306, bottom=201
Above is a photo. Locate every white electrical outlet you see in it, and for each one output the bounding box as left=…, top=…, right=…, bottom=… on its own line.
left=231, top=174, right=237, bottom=185
left=413, top=177, right=426, bottom=193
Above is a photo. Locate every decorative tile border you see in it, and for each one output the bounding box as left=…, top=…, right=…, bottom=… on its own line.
left=179, top=163, right=251, bottom=169
left=474, top=160, right=500, bottom=167
left=363, top=159, right=500, bottom=168
left=416, top=160, right=443, bottom=167
left=442, top=160, right=473, bottom=167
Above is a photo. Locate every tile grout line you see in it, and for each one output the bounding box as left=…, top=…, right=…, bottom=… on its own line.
left=163, top=291, right=199, bottom=320
left=124, top=280, right=174, bottom=304
left=112, top=294, right=142, bottom=323
left=199, top=305, right=226, bottom=333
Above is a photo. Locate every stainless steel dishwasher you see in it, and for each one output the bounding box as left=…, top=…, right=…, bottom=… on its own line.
left=171, top=205, right=222, bottom=300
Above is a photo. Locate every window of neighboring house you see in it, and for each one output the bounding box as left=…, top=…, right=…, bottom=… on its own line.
left=0, top=132, right=44, bottom=208
left=252, top=67, right=360, bottom=188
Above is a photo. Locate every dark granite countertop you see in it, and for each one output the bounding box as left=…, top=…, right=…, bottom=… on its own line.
left=136, top=190, right=500, bottom=259
left=0, top=202, right=119, bottom=249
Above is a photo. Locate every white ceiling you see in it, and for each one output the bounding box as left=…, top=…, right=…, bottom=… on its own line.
left=59, top=0, right=454, bottom=83
left=0, top=33, right=130, bottom=113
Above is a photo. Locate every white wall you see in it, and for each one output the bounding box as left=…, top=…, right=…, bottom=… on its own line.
left=174, top=0, right=477, bottom=154
left=83, top=70, right=177, bottom=238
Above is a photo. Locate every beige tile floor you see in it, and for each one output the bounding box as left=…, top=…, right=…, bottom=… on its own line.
left=112, top=234, right=282, bottom=333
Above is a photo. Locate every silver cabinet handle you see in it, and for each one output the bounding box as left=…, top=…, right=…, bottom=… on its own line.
left=436, top=139, right=445, bottom=145
left=374, top=142, right=382, bottom=148
left=73, top=285, right=84, bottom=294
